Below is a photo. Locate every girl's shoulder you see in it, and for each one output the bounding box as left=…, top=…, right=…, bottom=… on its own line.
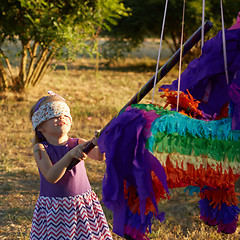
left=33, top=142, right=45, bottom=152
left=68, top=137, right=82, bottom=150
left=77, top=138, right=87, bottom=144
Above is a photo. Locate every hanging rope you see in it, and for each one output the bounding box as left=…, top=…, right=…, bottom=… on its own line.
left=176, top=0, right=186, bottom=112
left=151, top=0, right=168, bottom=103
left=220, top=0, right=229, bottom=85
left=201, top=0, right=205, bottom=50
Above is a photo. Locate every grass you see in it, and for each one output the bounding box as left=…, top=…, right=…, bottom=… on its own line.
left=0, top=57, right=240, bottom=239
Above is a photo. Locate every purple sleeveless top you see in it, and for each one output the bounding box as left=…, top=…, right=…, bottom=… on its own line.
left=39, top=138, right=91, bottom=197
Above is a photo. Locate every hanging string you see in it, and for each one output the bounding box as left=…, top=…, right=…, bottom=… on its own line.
left=220, top=0, right=229, bottom=85
left=201, top=0, right=205, bottom=50
left=176, top=0, right=186, bottom=112
left=151, top=0, right=168, bottom=103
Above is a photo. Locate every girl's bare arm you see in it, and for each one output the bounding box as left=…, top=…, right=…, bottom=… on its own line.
left=78, top=138, right=105, bottom=161
left=33, top=142, right=87, bottom=184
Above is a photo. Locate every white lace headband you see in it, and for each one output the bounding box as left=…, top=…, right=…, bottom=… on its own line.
left=32, top=101, right=72, bottom=130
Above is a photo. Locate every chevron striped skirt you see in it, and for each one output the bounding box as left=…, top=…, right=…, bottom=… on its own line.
left=30, top=190, right=112, bottom=240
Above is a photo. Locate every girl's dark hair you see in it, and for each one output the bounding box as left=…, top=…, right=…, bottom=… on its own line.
left=36, top=130, right=47, bottom=143
left=30, top=95, right=65, bottom=145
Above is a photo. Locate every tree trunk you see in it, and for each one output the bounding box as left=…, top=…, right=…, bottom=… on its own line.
left=28, top=47, right=50, bottom=86
left=25, top=41, right=39, bottom=86
left=15, top=43, right=28, bottom=91
left=0, top=41, right=56, bottom=92
left=0, top=48, right=14, bottom=85
left=0, top=63, right=8, bottom=90
left=32, top=50, right=55, bottom=86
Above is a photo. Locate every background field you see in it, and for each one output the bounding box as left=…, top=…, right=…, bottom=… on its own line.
left=1, top=56, right=240, bottom=239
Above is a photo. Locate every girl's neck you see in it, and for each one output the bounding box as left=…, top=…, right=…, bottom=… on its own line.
left=44, top=134, right=69, bottom=146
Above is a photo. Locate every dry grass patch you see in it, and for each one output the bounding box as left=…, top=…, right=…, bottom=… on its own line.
left=0, top=58, right=239, bottom=239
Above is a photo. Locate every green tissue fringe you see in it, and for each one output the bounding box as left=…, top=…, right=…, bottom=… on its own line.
left=131, top=104, right=171, bottom=115
left=124, top=104, right=240, bottom=162
left=132, top=104, right=240, bottom=140
left=146, top=131, right=240, bottom=163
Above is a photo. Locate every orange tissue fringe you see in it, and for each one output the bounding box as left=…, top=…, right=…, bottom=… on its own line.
left=159, top=88, right=204, bottom=118
left=199, top=188, right=239, bottom=209
left=124, top=171, right=169, bottom=216
left=164, top=156, right=240, bottom=190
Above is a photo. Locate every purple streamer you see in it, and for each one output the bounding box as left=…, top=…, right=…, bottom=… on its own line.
left=160, top=28, right=240, bottom=118
left=98, top=108, right=168, bottom=237
left=199, top=194, right=240, bottom=234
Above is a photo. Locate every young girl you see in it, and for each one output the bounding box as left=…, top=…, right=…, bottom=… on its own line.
left=29, top=91, right=112, bottom=240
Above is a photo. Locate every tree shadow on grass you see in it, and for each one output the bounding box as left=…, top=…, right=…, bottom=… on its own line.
left=0, top=169, right=39, bottom=239
left=53, top=59, right=159, bottom=73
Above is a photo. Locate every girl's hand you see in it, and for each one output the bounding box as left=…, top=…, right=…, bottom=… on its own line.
left=69, top=142, right=88, bottom=160
left=78, top=136, right=104, bottom=161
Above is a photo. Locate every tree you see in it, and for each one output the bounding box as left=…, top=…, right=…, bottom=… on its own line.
left=0, top=0, right=128, bottom=92
left=101, top=0, right=239, bottom=60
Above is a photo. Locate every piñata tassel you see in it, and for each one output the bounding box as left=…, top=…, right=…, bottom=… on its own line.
left=199, top=187, right=240, bottom=234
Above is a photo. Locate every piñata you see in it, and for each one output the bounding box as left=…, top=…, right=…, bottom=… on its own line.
left=98, top=16, right=240, bottom=239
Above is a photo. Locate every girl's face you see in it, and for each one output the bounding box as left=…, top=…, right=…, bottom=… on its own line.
left=39, top=114, right=71, bottom=138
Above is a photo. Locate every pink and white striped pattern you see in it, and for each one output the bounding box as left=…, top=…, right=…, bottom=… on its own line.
left=30, top=190, right=112, bottom=240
